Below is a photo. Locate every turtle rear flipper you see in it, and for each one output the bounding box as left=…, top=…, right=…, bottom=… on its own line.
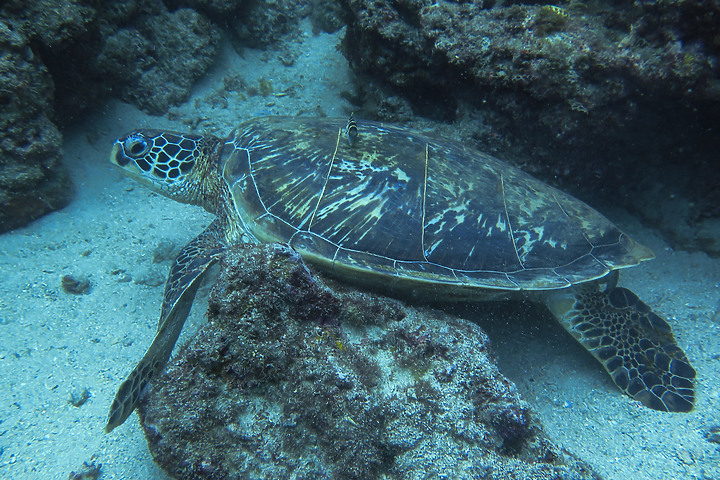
left=546, top=281, right=696, bottom=413
left=106, top=221, right=225, bottom=433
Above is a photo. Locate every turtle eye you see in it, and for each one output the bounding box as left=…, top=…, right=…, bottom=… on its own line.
left=124, top=136, right=150, bottom=158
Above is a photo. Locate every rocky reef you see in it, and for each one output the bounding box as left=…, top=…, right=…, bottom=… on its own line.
left=137, top=244, right=599, bottom=479
left=0, top=0, right=224, bottom=231
left=3, top=0, right=222, bottom=119
left=94, top=7, right=221, bottom=115
left=0, top=19, right=70, bottom=232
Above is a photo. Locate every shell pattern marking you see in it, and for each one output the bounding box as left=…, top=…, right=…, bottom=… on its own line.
left=221, top=117, right=649, bottom=290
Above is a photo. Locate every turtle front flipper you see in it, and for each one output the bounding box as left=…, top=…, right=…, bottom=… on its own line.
left=106, top=220, right=226, bottom=433
left=545, top=279, right=696, bottom=413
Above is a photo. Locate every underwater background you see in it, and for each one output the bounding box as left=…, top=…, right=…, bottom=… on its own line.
left=1, top=1, right=719, bottom=478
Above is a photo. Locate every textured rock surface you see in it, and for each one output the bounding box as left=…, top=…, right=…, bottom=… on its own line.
left=4, top=0, right=222, bottom=118
left=95, top=7, right=221, bottom=115
left=341, top=0, right=719, bottom=153
left=0, top=20, right=70, bottom=232
left=339, top=0, right=720, bottom=253
left=230, top=0, right=307, bottom=48
left=168, top=0, right=314, bottom=49
left=0, top=0, right=223, bottom=230
left=3, top=0, right=139, bottom=121
left=138, top=244, right=599, bottom=479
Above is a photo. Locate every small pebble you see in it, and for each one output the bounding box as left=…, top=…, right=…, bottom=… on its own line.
left=706, top=425, right=720, bottom=445
left=62, top=275, right=90, bottom=295
left=110, top=269, right=132, bottom=282
left=69, top=388, right=91, bottom=407
left=68, top=455, right=102, bottom=480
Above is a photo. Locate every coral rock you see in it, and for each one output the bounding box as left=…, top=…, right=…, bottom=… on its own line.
left=0, top=20, right=70, bottom=232
left=138, top=244, right=598, bottom=479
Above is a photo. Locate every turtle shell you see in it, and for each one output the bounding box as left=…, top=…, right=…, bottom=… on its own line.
left=220, top=116, right=652, bottom=293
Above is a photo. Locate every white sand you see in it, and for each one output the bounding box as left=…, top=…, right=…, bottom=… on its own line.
left=1, top=22, right=718, bottom=480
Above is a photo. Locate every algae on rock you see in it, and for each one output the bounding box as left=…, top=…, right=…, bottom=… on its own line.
left=138, top=244, right=599, bottom=479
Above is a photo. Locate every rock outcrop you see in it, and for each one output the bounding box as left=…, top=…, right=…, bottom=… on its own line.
left=138, top=244, right=599, bottom=479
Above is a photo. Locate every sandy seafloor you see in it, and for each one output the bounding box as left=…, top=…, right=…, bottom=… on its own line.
left=1, top=21, right=719, bottom=480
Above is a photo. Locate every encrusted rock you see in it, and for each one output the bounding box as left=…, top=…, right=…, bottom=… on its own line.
left=230, top=0, right=307, bottom=48
left=61, top=274, right=91, bottom=295
left=1, top=1, right=223, bottom=229
left=138, top=244, right=598, bottom=479
left=95, top=8, right=221, bottom=115
left=0, top=20, right=70, bottom=233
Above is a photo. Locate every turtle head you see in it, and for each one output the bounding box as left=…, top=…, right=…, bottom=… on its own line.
left=111, top=130, right=223, bottom=210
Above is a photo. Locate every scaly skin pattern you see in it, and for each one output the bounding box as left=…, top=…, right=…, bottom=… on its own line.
left=105, top=220, right=225, bottom=432
left=546, top=281, right=695, bottom=412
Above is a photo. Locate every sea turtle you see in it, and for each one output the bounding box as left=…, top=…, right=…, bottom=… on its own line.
left=105, top=116, right=696, bottom=432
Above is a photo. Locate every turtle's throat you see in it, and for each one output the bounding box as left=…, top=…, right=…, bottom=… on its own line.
left=182, top=136, right=226, bottom=214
